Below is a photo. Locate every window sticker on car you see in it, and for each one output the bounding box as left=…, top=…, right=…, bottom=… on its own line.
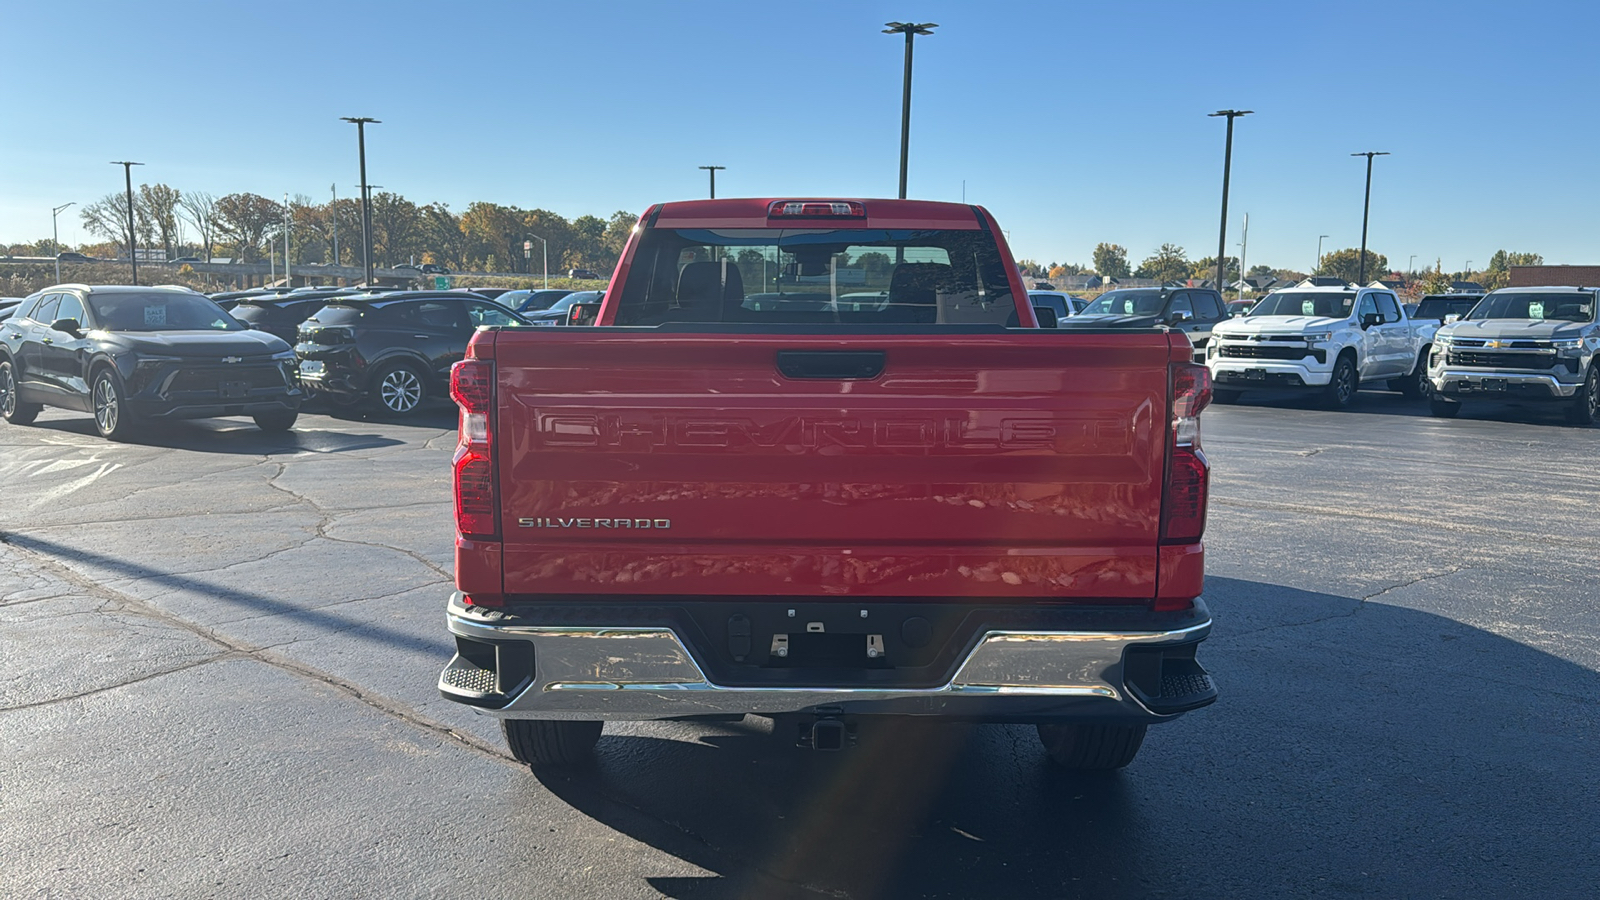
left=1302, top=299, right=1315, bottom=315
left=144, top=305, right=167, bottom=326
left=1528, top=302, right=1544, bottom=320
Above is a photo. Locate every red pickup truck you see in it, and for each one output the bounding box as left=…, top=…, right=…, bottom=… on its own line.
left=438, top=198, right=1216, bottom=770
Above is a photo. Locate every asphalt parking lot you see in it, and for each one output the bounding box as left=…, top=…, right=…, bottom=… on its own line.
left=2, top=391, right=1598, bottom=899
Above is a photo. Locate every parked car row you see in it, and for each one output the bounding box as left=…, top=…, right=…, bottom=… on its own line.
left=1200, top=284, right=1599, bottom=425
left=0, top=281, right=575, bottom=439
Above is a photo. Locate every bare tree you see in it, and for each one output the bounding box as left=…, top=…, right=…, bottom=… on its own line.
left=80, top=193, right=135, bottom=255
left=179, top=191, right=219, bottom=261
left=139, top=183, right=183, bottom=260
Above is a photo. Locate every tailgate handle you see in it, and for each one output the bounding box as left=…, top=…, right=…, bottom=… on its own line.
left=776, top=351, right=885, bottom=380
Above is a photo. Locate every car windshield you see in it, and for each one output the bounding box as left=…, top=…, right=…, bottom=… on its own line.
left=87, top=292, right=242, bottom=331
left=1466, top=292, right=1595, bottom=323
left=547, top=292, right=600, bottom=313
left=1248, top=291, right=1355, bottom=318
left=1081, top=290, right=1164, bottom=316
left=613, top=227, right=1017, bottom=326
left=1415, top=297, right=1481, bottom=321
left=521, top=289, right=575, bottom=311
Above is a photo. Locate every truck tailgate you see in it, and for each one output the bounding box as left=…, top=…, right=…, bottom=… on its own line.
left=488, top=330, right=1179, bottom=600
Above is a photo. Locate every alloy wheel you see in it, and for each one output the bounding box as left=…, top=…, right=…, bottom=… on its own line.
left=0, top=364, right=14, bottom=418
left=1588, top=371, right=1599, bottom=420
left=1336, top=365, right=1355, bottom=404
left=379, top=369, right=423, bottom=413
left=93, top=376, right=118, bottom=434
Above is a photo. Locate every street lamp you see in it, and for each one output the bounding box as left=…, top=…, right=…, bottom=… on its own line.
left=1351, top=151, right=1390, bottom=283
left=525, top=234, right=548, bottom=289
left=1208, top=110, right=1252, bottom=294
left=1409, top=254, right=1417, bottom=274
left=110, top=162, right=144, bottom=284
left=698, top=165, right=725, bottom=199
left=341, top=117, right=380, bottom=285
left=883, top=21, right=937, bottom=199
left=1317, top=235, right=1329, bottom=273
left=51, top=202, right=75, bottom=282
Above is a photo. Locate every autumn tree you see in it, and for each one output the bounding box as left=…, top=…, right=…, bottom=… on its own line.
left=1135, top=244, right=1190, bottom=284
left=1191, top=256, right=1240, bottom=286
left=213, top=193, right=282, bottom=262
left=1315, top=248, right=1388, bottom=284
left=1092, top=242, right=1130, bottom=278
left=80, top=192, right=140, bottom=255
left=1479, top=249, right=1543, bottom=290
left=602, top=210, right=639, bottom=261
left=369, top=192, right=424, bottom=266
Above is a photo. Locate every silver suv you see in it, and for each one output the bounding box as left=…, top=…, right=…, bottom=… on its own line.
left=1427, top=286, right=1600, bottom=424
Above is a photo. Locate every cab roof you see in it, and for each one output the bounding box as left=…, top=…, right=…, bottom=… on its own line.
left=649, top=197, right=988, bottom=231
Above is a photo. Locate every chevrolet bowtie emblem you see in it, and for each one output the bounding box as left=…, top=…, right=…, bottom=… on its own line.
left=222, top=356, right=242, bottom=363
left=1484, top=340, right=1502, bottom=349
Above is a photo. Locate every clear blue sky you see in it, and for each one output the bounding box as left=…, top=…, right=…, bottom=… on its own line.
left=4, top=0, right=1597, bottom=273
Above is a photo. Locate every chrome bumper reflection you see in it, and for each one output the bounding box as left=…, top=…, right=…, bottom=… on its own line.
left=1431, top=369, right=1578, bottom=397
left=442, top=608, right=1211, bottom=720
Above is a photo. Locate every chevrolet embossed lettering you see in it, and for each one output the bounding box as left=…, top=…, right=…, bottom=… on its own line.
left=519, top=517, right=671, bottom=529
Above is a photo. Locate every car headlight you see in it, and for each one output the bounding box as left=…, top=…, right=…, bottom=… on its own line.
left=135, top=355, right=184, bottom=368
left=1551, top=338, right=1582, bottom=352
left=1434, top=334, right=1453, bottom=347
left=1302, top=332, right=1333, bottom=343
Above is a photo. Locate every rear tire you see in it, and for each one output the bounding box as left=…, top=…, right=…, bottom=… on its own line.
left=1321, top=354, right=1359, bottom=409
left=253, top=409, right=298, bottom=432
left=1397, top=348, right=1431, bottom=399
left=1036, top=723, right=1147, bottom=770
left=502, top=719, right=602, bottom=767
left=370, top=362, right=428, bottom=416
left=0, top=359, right=41, bottom=425
left=1429, top=398, right=1462, bottom=418
left=1212, top=389, right=1242, bottom=404
left=1566, top=366, right=1598, bottom=425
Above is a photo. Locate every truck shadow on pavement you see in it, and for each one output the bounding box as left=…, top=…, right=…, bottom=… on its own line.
left=530, top=576, right=1600, bottom=900
left=1224, top=389, right=1596, bottom=427
left=24, top=414, right=413, bottom=455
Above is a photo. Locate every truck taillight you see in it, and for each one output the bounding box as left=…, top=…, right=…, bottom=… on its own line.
left=451, top=359, right=497, bottom=539
left=1161, top=363, right=1211, bottom=545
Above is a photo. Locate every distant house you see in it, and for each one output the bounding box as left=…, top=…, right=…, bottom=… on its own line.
left=1369, top=279, right=1407, bottom=291
left=1295, top=277, right=1357, bottom=288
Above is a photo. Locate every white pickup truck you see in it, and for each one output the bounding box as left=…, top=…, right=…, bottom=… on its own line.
left=1205, top=285, right=1432, bottom=407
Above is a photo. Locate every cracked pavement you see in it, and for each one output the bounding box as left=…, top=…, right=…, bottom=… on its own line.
left=2, top=393, right=1599, bottom=899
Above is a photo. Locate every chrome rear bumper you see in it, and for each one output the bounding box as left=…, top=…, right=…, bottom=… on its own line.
left=439, top=594, right=1214, bottom=722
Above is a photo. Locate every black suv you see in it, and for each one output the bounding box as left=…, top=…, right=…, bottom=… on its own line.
left=228, top=290, right=365, bottom=345
left=0, top=284, right=302, bottom=439
left=295, top=292, right=529, bottom=415
left=1066, top=287, right=1229, bottom=360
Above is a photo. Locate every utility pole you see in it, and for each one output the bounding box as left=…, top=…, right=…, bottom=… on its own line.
left=1208, top=110, right=1252, bottom=294
left=110, top=161, right=144, bottom=284
left=698, top=165, right=725, bottom=199
left=1237, top=213, right=1249, bottom=300
left=331, top=184, right=339, bottom=269
left=1351, top=151, right=1390, bottom=284
left=51, top=202, right=75, bottom=282
left=283, top=193, right=292, bottom=287
left=884, top=22, right=937, bottom=199
left=1317, top=234, right=1329, bottom=273
left=341, top=117, right=380, bottom=285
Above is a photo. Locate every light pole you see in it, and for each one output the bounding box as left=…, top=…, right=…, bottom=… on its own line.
left=1409, top=254, right=1417, bottom=275
left=698, top=165, right=725, bottom=199
left=341, top=117, right=380, bottom=285
left=51, top=202, right=75, bottom=282
left=884, top=21, right=937, bottom=199
left=1208, top=110, right=1252, bottom=294
left=1351, top=151, right=1389, bottom=284
left=110, top=162, right=144, bottom=284
left=1317, top=234, right=1329, bottom=273
left=331, top=184, right=339, bottom=268
left=525, top=234, right=548, bottom=289
left=282, top=193, right=293, bottom=287
left=1237, top=212, right=1248, bottom=300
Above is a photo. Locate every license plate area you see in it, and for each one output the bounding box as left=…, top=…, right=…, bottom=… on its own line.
left=299, top=360, right=325, bottom=376
left=1479, top=377, right=1507, bottom=392
left=220, top=380, right=249, bottom=399
left=1242, top=367, right=1266, bottom=381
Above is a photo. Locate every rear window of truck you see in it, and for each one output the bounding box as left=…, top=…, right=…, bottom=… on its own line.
left=613, top=228, right=1018, bottom=326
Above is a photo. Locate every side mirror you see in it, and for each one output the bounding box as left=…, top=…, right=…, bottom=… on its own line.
left=566, top=302, right=603, bottom=327
left=50, top=317, right=82, bottom=337
left=1032, top=306, right=1059, bottom=328
left=1361, top=313, right=1382, bottom=329
left=1166, top=309, right=1194, bottom=325
left=1444, top=313, right=1461, bottom=324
